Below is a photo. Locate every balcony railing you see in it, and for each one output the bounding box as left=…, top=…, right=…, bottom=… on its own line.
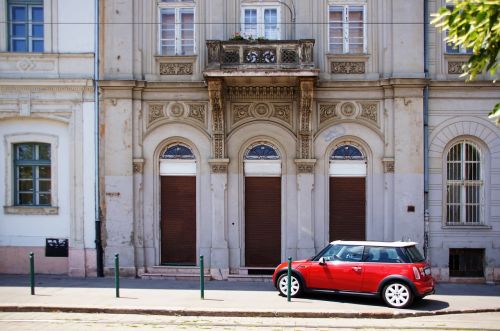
left=206, top=39, right=315, bottom=71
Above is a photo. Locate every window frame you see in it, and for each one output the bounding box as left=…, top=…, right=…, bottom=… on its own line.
left=158, top=0, right=196, bottom=56
left=8, top=0, right=44, bottom=52
left=240, top=4, right=281, bottom=40
left=4, top=133, right=59, bottom=215
left=13, top=143, right=51, bottom=206
left=445, top=139, right=484, bottom=226
left=328, top=3, right=367, bottom=54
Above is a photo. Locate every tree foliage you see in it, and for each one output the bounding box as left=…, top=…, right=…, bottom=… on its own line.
left=432, top=0, right=500, bottom=123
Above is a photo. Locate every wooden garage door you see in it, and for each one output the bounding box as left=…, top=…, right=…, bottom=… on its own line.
left=329, top=177, right=365, bottom=241
left=245, top=177, right=281, bottom=267
left=161, top=176, right=196, bottom=265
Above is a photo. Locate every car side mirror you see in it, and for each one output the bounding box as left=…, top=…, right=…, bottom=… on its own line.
left=318, top=257, right=326, bottom=265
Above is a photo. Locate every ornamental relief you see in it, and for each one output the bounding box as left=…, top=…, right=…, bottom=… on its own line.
left=159, top=63, right=193, bottom=75
left=147, top=102, right=207, bottom=128
left=448, top=61, right=467, bottom=74
left=317, top=101, right=380, bottom=128
left=230, top=102, right=293, bottom=128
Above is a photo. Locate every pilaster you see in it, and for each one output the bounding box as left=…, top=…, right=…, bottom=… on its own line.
left=295, top=159, right=316, bottom=259
left=207, top=78, right=229, bottom=279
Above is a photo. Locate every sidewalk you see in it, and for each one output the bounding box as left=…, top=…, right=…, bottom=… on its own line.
left=0, top=275, right=499, bottom=318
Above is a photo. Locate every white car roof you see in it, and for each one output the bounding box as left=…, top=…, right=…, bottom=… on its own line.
left=330, top=240, right=418, bottom=247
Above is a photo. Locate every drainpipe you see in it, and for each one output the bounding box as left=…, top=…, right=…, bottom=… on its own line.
left=94, top=0, right=104, bottom=277
left=423, top=0, right=430, bottom=260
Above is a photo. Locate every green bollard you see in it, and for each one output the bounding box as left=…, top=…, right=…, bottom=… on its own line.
left=114, top=253, right=120, bottom=298
left=200, top=255, right=204, bottom=299
left=287, top=256, right=292, bottom=302
left=29, top=252, right=35, bottom=295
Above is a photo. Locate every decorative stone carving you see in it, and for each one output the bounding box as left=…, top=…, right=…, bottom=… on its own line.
left=252, top=103, right=271, bottom=118
left=159, top=63, right=193, bottom=75
left=299, top=39, right=314, bottom=64
left=17, top=58, right=36, bottom=71
left=319, top=103, right=339, bottom=123
left=208, top=79, right=225, bottom=159
left=295, top=159, right=316, bottom=174
left=187, top=104, right=206, bottom=124
left=331, top=62, right=365, bottom=74
left=448, top=61, right=467, bottom=74
left=227, top=86, right=295, bottom=100
left=272, top=104, right=291, bottom=124
left=232, top=104, right=251, bottom=124
left=383, top=159, right=395, bottom=173
left=168, top=103, right=185, bottom=117
left=298, top=79, right=314, bottom=159
left=359, top=103, right=378, bottom=124
left=133, top=159, right=144, bottom=173
left=148, top=104, right=165, bottom=123
left=206, top=40, right=221, bottom=64
left=340, top=102, right=356, bottom=118
left=208, top=159, right=229, bottom=174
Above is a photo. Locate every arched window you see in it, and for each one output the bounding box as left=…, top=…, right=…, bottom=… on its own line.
left=161, top=144, right=195, bottom=160
left=446, top=140, right=483, bottom=225
left=331, top=144, right=365, bottom=160
left=244, top=143, right=280, bottom=160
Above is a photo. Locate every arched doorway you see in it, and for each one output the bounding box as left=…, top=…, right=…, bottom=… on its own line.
left=243, top=142, right=281, bottom=267
left=329, top=143, right=367, bottom=241
left=159, top=143, right=196, bottom=265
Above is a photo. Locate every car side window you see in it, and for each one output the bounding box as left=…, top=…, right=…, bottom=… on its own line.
left=314, top=244, right=342, bottom=261
left=336, top=245, right=364, bottom=262
left=363, top=246, right=405, bottom=263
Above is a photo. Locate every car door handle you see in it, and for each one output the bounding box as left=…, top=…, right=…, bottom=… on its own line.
left=352, top=266, right=362, bottom=272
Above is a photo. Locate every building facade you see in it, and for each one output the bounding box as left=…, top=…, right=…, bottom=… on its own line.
left=98, top=0, right=499, bottom=282
left=0, top=0, right=97, bottom=276
left=1, top=0, right=497, bottom=283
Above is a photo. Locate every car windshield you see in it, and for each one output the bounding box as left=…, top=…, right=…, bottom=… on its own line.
left=405, top=246, right=425, bottom=262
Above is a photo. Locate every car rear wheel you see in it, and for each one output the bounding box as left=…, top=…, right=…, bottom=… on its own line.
left=277, top=273, right=302, bottom=298
left=382, top=282, right=414, bottom=308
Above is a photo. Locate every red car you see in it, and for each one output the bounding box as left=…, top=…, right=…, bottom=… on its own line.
left=272, top=241, right=435, bottom=308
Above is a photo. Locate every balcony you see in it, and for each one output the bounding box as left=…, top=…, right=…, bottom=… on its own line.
left=205, top=39, right=318, bottom=77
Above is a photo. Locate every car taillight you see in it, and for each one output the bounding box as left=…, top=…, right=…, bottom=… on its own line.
left=412, top=266, right=421, bottom=280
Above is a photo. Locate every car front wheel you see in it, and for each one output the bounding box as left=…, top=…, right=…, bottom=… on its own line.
left=382, top=282, right=414, bottom=308
left=277, top=273, right=302, bottom=298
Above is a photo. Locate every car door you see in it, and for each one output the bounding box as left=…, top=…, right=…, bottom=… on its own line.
left=361, top=246, right=407, bottom=293
left=306, top=244, right=364, bottom=292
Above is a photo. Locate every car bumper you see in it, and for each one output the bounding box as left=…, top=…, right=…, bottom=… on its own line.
left=415, top=279, right=435, bottom=297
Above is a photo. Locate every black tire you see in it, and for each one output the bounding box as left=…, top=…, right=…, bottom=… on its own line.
left=277, top=273, right=302, bottom=298
left=381, top=282, right=414, bottom=308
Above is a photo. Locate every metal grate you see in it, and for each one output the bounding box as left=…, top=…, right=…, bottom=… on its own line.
left=281, top=49, right=298, bottom=64
left=223, top=50, right=240, bottom=64
left=449, top=248, right=484, bottom=277
left=446, top=141, right=483, bottom=225
left=244, top=49, right=277, bottom=64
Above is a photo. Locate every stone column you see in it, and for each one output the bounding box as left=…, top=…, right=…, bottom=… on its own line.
left=295, top=78, right=316, bottom=259
left=207, top=78, right=229, bottom=279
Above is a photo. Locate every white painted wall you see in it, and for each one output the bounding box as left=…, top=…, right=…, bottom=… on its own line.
left=0, top=118, right=70, bottom=246
left=82, top=101, right=96, bottom=248
left=57, top=0, right=95, bottom=53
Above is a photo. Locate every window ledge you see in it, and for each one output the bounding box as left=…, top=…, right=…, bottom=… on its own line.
left=441, top=224, right=492, bottom=230
left=326, top=53, right=369, bottom=61
left=4, top=206, right=59, bottom=215
left=444, top=53, right=471, bottom=61
left=154, top=55, right=197, bottom=62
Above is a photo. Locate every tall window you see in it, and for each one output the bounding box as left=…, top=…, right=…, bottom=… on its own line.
left=14, top=143, right=51, bottom=206
left=8, top=0, right=44, bottom=52
left=159, top=0, right=195, bottom=55
left=241, top=6, right=280, bottom=40
left=444, top=5, right=472, bottom=55
left=446, top=140, right=483, bottom=225
left=329, top=4, right=365, bottom=54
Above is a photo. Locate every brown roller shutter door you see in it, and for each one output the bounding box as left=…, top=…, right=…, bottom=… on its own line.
left=329, top=177, right=366, bottom=241
left=161, top=176, right=196, bottom=265
left=245, top=177, right=281, bottom=267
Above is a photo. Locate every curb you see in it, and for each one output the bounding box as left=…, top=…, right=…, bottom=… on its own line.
left=1, top=305, right=499, bottom=319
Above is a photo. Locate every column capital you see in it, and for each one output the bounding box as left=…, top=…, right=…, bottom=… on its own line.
left=295, top=159, right=316, bottom=173
left=209, top=158, right=230, bottom=173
